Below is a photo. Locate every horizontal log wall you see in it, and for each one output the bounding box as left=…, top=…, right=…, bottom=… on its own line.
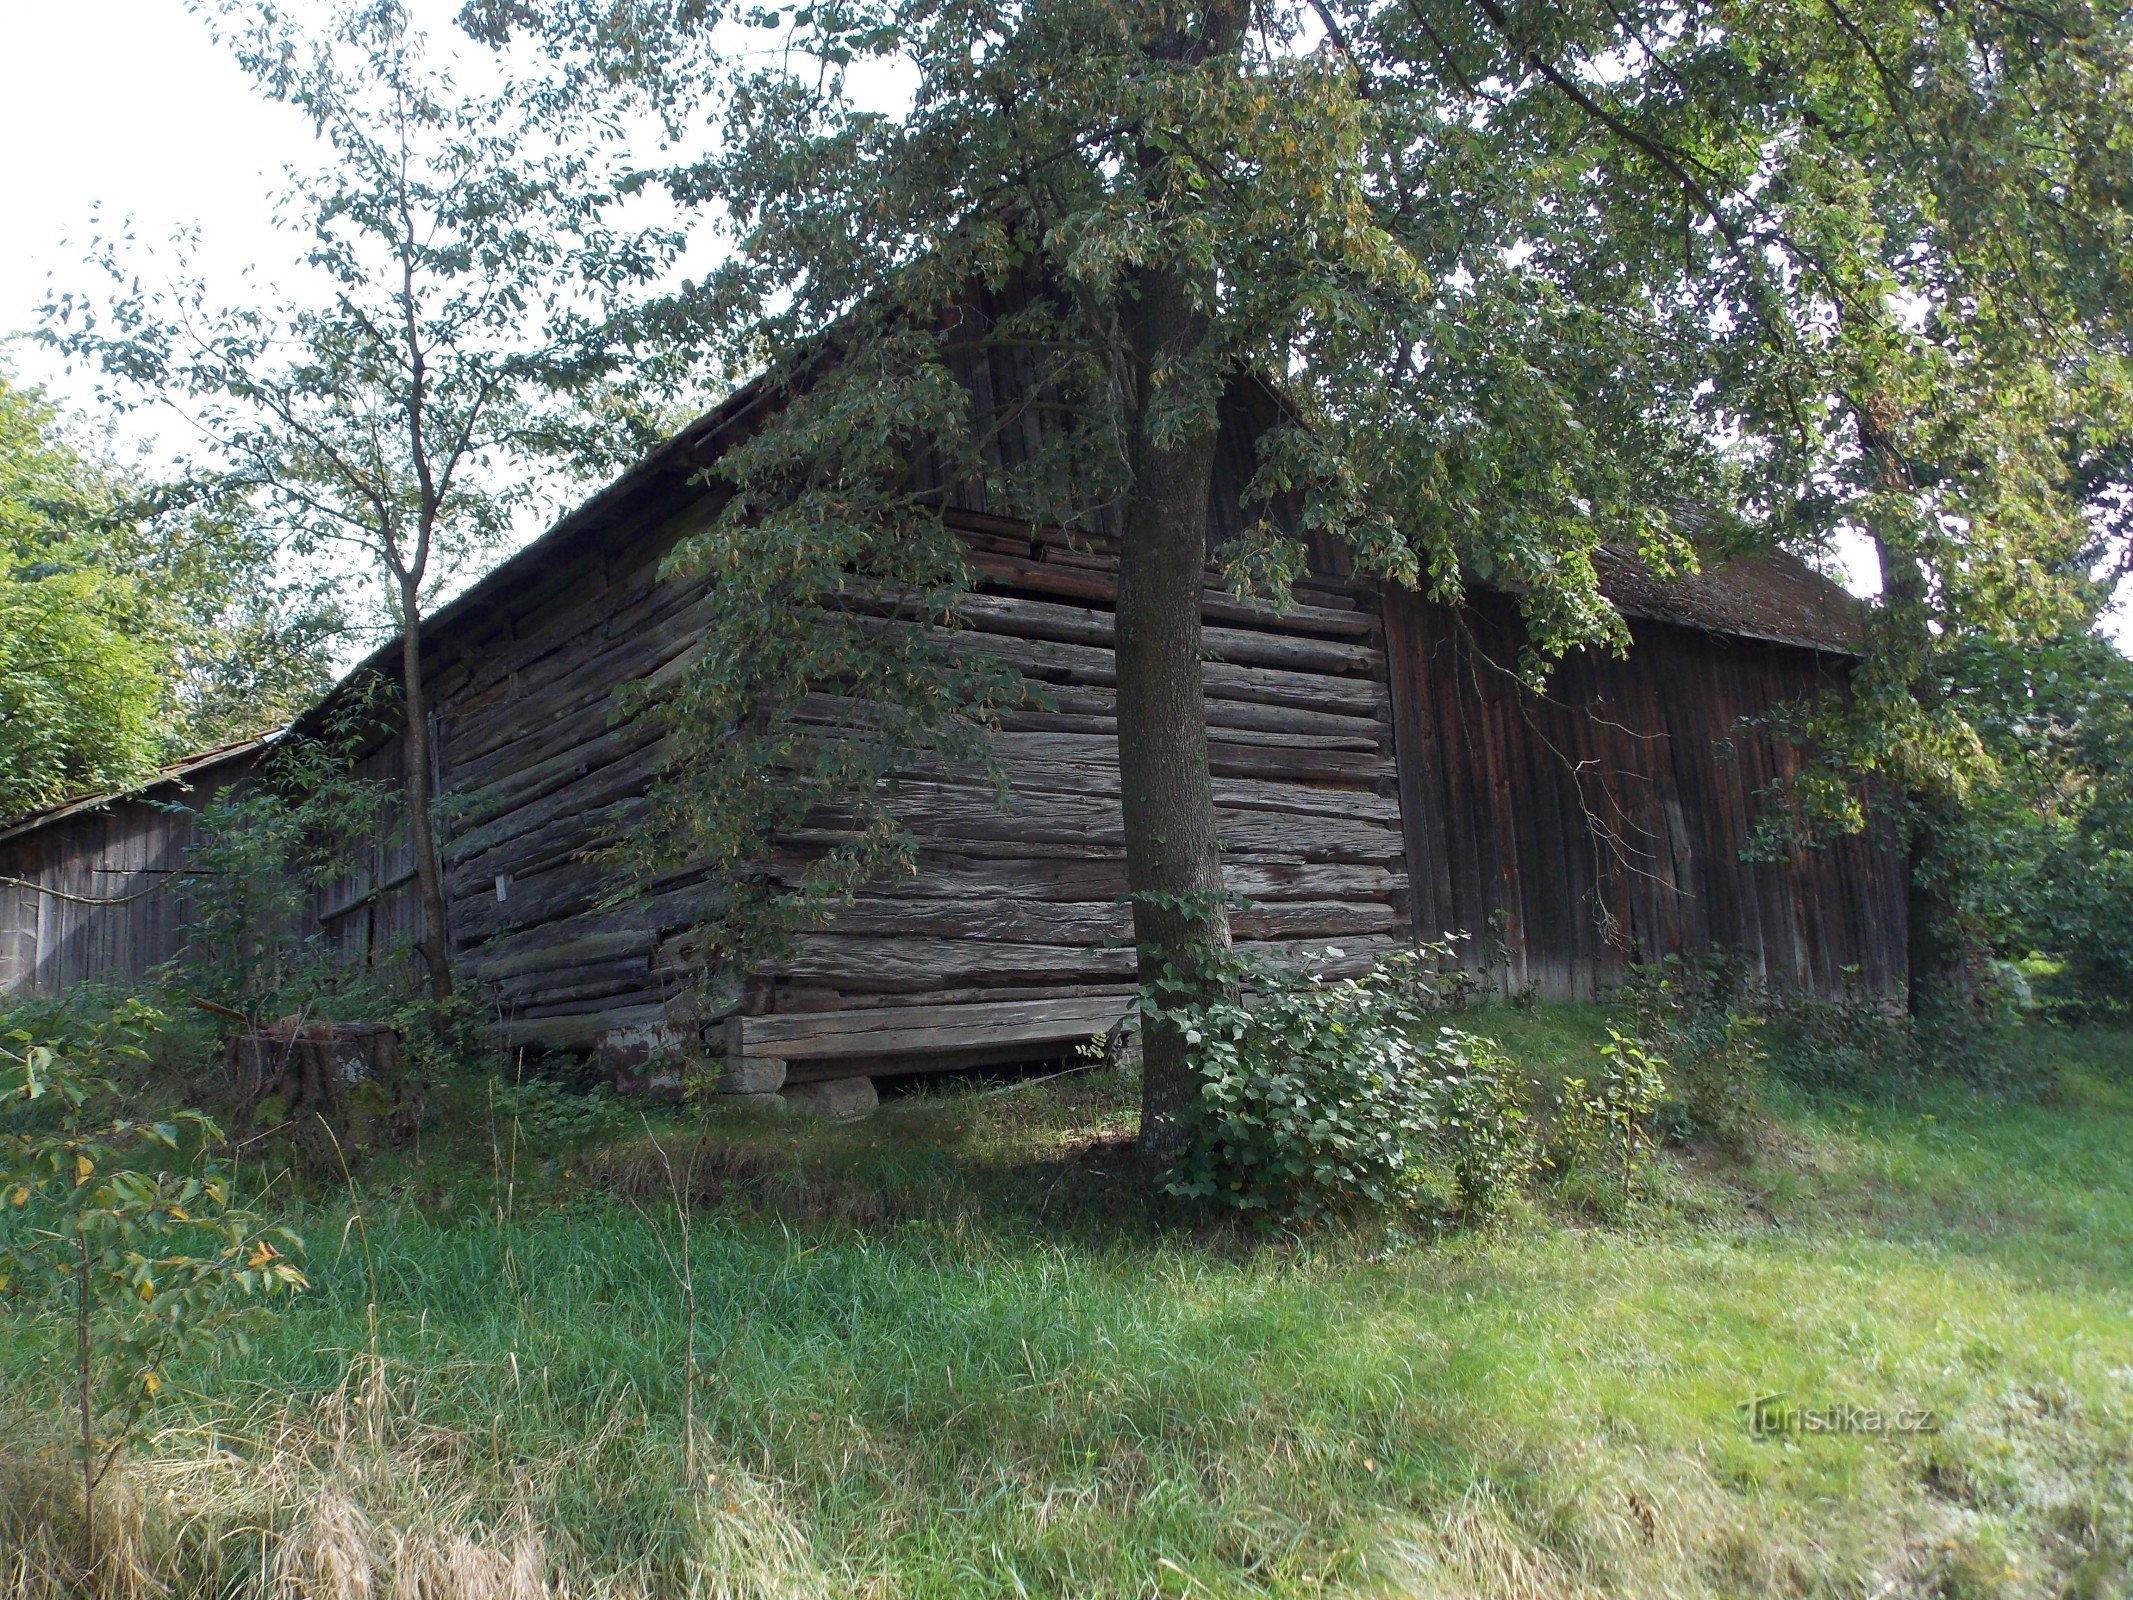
left=1385, top=586, right=1907, bottom=999
left=428, top=495, right=1410, bottom=1052
left=1, top=272, right=1904, bottom=1028
left=762, top=522, right=1407, bottom=1030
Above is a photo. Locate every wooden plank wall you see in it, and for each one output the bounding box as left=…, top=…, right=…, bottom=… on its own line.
left=1385, top=586, right=1908, bottom=998
left=306, top=734, right=426, bottom=974
left=0, top=753, right=263, bottom=996
left=430, top=490, right=731, bottom=1047
left=756, top=520, right=1408, bottom=1052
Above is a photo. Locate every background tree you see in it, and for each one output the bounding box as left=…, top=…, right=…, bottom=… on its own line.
left=0, top=371, right=335, bottom=824
left=47, top=0, right=678, bottom=1000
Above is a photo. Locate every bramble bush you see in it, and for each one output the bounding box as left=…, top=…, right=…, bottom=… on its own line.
left=1611, top=955, right=1766, bottom=1147
left=1160, top=945, right=1535, bottom=1223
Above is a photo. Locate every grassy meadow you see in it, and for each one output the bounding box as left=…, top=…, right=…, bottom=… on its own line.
left=3, top=1008, right=2131, bottom=1599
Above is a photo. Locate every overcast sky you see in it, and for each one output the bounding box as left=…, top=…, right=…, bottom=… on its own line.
left=0, top=0, right=677, bottom=648
left=1, top=1, right=307, bottom=409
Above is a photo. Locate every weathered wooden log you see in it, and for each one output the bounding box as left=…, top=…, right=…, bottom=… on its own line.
left=933, top=628, right=1393, bottom=718
left=498, top=1003, right=667, bottom=1053
left=841, top=779, right=1405, bottom=861
left=446, top=725, right=667, bottom=848
left=445, top=555, right=677, bottom=708
left=838, top=589, right=1382, bottom=677
left=459, top=927, right=658, bottom=985
left=733, top=993, right=1134, bottom=1063
left=454, top=878, right=713, bottom=965
left=446, top=685, right=638, bottom=799
left=444, top=586, right=713, bottom=766
left=445, top=794, right=649, bottom=899
left=772, top=934, right=1137, bottom=990
left=794, top=690, right=1388, bottom=755
left=804, top=896, right=1133, bottom=945
left=484, top=962, right=658, bottom=1009
left=894, top=730, right=1396, bottom=795
left=757, top=849, right=1395, bottom=906
left=962, top=547, right=1381, bottom=640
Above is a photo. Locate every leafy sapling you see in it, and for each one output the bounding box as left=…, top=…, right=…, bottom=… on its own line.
left=0, top=1003, right=305, bottom=1574
left=1556, top=1029, right=1669, bottom=1210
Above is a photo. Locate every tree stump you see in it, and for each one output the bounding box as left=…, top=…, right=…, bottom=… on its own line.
left=224, top=1019, right=405, bottom=1144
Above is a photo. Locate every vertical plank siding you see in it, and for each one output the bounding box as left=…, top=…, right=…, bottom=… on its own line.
left=0, top=749, right=264, bottom=995
left=1382, top=587, right=1907, bottom=999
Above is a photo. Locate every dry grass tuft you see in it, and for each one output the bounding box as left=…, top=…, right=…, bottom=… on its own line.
left=1, top=1380, right=830, bottom=1600
left=681, top=1463, right=832, bottom=1600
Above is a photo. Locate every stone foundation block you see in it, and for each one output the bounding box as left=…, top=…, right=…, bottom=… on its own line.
left=778, top=1076, right=879, bottom=1120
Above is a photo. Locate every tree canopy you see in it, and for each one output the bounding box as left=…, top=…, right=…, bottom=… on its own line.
left=0, top=373, right=336, bottom=824
left=464, top=0, right=2133, bottom=1140
left=454, top=0, right=2133, bottom=1143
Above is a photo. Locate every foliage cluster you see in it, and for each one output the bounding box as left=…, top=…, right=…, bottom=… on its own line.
left=170, top=693, right=397, bottom=1025
left=0, top=373, right=336, bottom=823
left=1941, top=632, right=2133, bottom=1015
left=124, top=705, right=484, bottom=1157
left=1552, top=1030, right=1669, bottom=1212
left=1161, top=945, right=1536, bottom=1222
left=491, top=1073, right=631, bottom=1151
left=1610, top=954, right=1769, bottom=1148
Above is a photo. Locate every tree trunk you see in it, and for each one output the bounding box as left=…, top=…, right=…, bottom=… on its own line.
left=1114, top=262, right=1231, bottom=1173
left=1858, top=411, right=1967, bottom=1017
left=400, top=579, right=454, bottom=1001
left=77, top=1227, right=95, bottom=1577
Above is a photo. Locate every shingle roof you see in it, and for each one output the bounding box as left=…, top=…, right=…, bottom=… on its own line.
left=1593, top=546, right=1865, bottom=655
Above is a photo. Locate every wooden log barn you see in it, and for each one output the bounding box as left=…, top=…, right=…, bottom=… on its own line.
left=0, top=296, right=1907, bottom=1101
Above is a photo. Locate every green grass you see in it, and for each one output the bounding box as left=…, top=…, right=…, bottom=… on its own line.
left=6, top=1013, right=2132, bottom=1598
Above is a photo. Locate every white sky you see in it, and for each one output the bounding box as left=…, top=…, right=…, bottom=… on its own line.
left=1, top=0, right=307, bottom=409
left=2, top=0, right=2123, bottom=649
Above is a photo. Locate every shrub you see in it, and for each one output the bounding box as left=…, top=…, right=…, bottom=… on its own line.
left=1612, top=955, right=1767, bottom=1147
left=1161, top=946, right=1535, bottom=1223
left=161, top=690, right=397, bottom=1022
left=1553, top=1029, right=1668, bottom=1210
